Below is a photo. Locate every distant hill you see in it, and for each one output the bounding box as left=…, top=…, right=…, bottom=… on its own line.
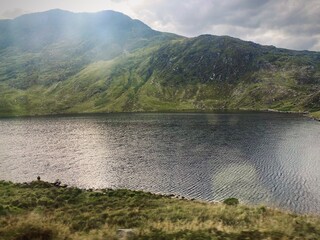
left=0, top=9, right=319, bottom=116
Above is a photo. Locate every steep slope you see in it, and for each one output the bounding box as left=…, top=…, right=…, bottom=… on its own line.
left=0, top=10, right=319, bottom=116
left=0, top=9, right=179, bottom=89
left=146, top=35, right=320, bottom=112
left=0, top=9, right=175, bottom=54
left=32, top=35, right=320, bottom=114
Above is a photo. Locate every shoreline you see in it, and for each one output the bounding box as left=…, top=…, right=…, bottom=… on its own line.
left=0, top=108, right=319, bottom=121
left=266, top=109, right=320, bottom=121
left=308, top=111, right=320, bottom=121
left=4, top=179, right=320, bottom=215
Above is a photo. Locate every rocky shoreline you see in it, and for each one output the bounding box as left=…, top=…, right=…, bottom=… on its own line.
left=266, top=108, right=320, bottom=121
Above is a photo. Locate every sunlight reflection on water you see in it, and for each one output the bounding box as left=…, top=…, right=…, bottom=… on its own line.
left=0, top=112, right=319, bottom=214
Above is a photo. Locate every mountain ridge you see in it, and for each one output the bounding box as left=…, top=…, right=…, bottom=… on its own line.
left=0, top=9, right=319, bottom=117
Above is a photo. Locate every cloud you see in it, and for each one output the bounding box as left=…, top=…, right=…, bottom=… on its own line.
left=128, top=0, right=320, bottom=51
left=0, top=0, right=319, bottom=51
left=119, top=0, right=319, bottom=51
left=1, top=8, right=28, bottom=19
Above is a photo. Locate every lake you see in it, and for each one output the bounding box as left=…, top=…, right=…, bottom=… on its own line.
left=0, top=112, right=319, bottom=213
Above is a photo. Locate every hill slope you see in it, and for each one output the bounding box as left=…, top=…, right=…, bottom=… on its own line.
left=0, top=10, right=319, bottom=116
left=1, top=181, right=320, bottom=239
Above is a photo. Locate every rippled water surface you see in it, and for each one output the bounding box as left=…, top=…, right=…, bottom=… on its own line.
left=1, top=113, right=320, bottom=213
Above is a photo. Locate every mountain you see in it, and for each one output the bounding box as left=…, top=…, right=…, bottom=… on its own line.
left=0, top=9, right=178, bottom=89
left=0, top=9, right=319, bottom=117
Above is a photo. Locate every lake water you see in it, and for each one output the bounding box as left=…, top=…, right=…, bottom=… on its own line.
left=0, top=112, right=320, bottom=213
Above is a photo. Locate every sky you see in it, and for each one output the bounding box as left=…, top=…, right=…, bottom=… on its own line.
left=0, top=0, right=319, bottom=51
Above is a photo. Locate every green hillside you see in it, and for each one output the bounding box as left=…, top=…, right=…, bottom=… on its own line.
left=0, top=10, right=319, bottom=117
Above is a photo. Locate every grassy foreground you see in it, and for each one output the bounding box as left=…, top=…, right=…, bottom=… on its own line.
left=1, top=181, right=320, bottom=240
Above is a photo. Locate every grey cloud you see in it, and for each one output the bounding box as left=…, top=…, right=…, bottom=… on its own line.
left=110, top=0, right=127, bottom=3
left=132, top=0, right=320, bottom=51
left=0, top=8, right=27, bottom=19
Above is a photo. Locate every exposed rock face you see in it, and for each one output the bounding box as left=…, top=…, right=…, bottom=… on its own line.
left=117, top=229, right=135, bottom=239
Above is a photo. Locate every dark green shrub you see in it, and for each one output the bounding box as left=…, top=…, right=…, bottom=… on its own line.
left=223, top=198, right=239, bottom=206
left=71, top=220, right=87, bottom=231
left=14, top=226, right=53, bottom=240
left=258, top=206, right=267, bottom=213
left=0, top=205, right=7, bottom=216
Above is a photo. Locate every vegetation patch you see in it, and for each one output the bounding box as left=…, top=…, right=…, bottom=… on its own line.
left=1, top=180, right=320, bottom=239
left=223, top=197, right=239, bottom=206
left=309, top=111, right=320, bottom=121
